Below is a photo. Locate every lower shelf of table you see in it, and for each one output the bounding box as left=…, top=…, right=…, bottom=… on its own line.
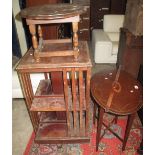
left=35, top=122, right=90, bottom=144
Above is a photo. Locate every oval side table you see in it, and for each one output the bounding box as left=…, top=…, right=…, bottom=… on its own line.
left=91, top=69, right=143, bottom=151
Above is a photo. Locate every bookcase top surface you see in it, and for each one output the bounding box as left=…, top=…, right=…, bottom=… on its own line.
left=16, top=41, right=92, bottom=71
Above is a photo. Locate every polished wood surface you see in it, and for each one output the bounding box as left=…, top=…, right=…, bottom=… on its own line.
left=16, top=41, right=92, bottom=143
left=26, top=0, right=63, bottom=40
left=91, top=69, right=143, bottom=115
left=20, top=2, right=91, bottom=121
left=91, top=69, right=143, bottom=151
left=20, top=4, right=87, bottom=61
left=26, top=0, right=66, bottom=106
left=20, top=4, right=87, bottom=20
left=16, top=41, right=92, bottom=71
left=30, top=79, right=86, bottom=111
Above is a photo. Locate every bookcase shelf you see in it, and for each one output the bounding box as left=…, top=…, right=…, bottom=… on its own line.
left=31, top=79, right=86, bottom=111
left=35, top=110, right=89, bottom=143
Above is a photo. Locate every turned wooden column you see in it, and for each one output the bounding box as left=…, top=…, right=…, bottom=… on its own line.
left=38, top=25, right=43, bottom=49
left=29, top=24, right=39, bottom=62
left=38, top=25, right=43, bottom=39
left=72, top=22, right=79, bottom=60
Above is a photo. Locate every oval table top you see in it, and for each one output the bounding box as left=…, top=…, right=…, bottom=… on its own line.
left=20, top=4, right=87, bottom=20
left=91, top=70, right=143, bottom=115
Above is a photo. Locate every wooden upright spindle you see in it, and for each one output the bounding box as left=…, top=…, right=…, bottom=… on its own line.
left=19, top=73, right=38, bottom=133
left=38, top=25, right=43, bottom=38
left=72, top=22, right=79, bottom=60
left=79, top=69, right=84, bottom=135
left=29, top=24, right=39, bottom=62
left=85, top=68, right=91, bottom=136
left=71, top=68, right=77, bottom=135
left=24, top=73, right=34, bottom=100
left=24, top=73, right=39, bottom=127
left=38, top=25, right=43, bottom=50
left=63, top=69, right=71, bottom=135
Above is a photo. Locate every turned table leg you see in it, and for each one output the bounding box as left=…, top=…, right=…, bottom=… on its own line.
left=38, top=25, right=43, bottom=50
left=29, top=24, right=39, bottom=62
left=72, top=22, right=79, bottom=60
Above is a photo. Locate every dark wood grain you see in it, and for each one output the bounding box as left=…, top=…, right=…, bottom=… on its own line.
left=73, top=0, right=90, bottom=41
left=26, top=0, right=63, bottom=40
left=79, top=69, right=84, bottom=135
left=91, top=70, right=143, bottom=115
left=18, top=73, right=39, bottom=133
left=16, top=41, right=92, bottom=143
left=20, top=3, right=88, bottom=61
left=91, top=69, right=143, bottom=151
left=63, top=69, right=71, bottom=135
left=20, top=4, right=87, bottom=20
left=117, top=28, right=143, bottom=79
left=16, top=41, right=92, bottom=71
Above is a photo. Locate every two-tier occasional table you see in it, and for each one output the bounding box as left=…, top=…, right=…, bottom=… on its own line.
left=16, top=4, right=92, bottom=144
left=91, top=69, right=143, bottom=151
left=20, top=4, right=87, bottom=62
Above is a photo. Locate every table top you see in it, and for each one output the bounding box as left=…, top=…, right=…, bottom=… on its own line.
left=91, top=69, right=143, bottom=115
left=16, top=41, right=92, bottom=72
left=20, top=4, right=87, bottom=20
